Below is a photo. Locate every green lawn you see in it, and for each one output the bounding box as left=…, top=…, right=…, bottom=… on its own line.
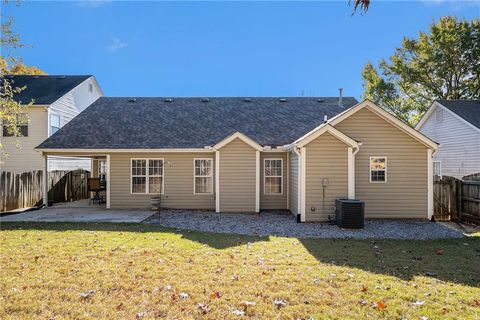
left=0, top=222, right=479, bottom=319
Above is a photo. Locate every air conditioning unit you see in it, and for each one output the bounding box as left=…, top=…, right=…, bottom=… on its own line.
left=335, top=198, right=365, bottom=229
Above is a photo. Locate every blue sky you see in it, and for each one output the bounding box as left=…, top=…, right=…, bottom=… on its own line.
left=3, top=1, right=480, bottom=99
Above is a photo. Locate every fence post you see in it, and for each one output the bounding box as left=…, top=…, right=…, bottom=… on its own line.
left=456, top=179, right=463, bottom=221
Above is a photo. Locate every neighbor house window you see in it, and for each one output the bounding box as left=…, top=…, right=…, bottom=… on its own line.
left=264, top=159, right=283, bottom=194
left=370, top=157, right=387, bottom=183
left=131, top=159, right=164, bottom=194
left=50, top=114, right=61, bottom=135
left=433, top=161, right=441, bottom=177
left=435, top=108, right=443, bottom=123
left=194, top=158, right=213, bottom=194
left=2, top=114, right=28, bottom=137
left=98, top=160, right=107, bottom=182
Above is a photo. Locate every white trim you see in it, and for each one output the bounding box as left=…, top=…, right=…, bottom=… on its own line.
left=329, top=100, right=438, bottom=149
left=300, top=147, right=306, bottom=222
left=295, top=124, right=359, bottom=148
left=130, top=158, right=165, bottom=195
left=42, top=155, right=48, bottom=206
left=286, top=153, right=290, bottom=210
left=347, top=147, right=354, bottom=199
left=255, top=150, right=260, bottom=212
left=213, top=131, right=263, bottom=151
left=427, top=149, right=433, bottom=220
left=49, top=113, right=61, bottom=136
left=193, top=158, right=214, bottom=195
left=37, top=148, right=213, bottom=154
left=296, top=151, right=301, bottom=218
left=263, top=158, right=283, bottom=195
left=106, top=154, right=111, bottom=209
left=369, top=156, right=387, bottom=183
left=215, top=151, right=220, bottom=213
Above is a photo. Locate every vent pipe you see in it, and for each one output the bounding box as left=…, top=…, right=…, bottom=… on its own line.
left=338, top=88, right=343, bottom=107
left=324, top=114, right=328, bottom=123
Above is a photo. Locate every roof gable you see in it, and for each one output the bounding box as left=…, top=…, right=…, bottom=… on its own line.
left=433, top=100, right=480, bottom=131
left=213, top=132, right=263, bottom=151
left=37, top=96, right=358, bottom=150
left=3, top=75, right=91, bottom=105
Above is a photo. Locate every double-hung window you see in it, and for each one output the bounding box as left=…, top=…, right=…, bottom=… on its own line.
left=194, top=158, right=213, bottom=194
left=50, top=114, right=61, bottom=135
left=2, top=114, right=28, bottom=137
left=131, top=159, right=164, bottom=194
left=264, top=159, right=283, bottom=194
left=370, top=157, right=387, bottom=183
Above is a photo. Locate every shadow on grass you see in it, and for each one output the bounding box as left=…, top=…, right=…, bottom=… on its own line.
left=300, top=237, right=480, bottom=287
left=1, top=221, right=479, bottom=286
left=0, top=221, right=269, bottom=250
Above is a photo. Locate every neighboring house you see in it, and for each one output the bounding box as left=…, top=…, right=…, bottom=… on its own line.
left=1, top=75, right=103, bottom=173
left=416, top=100, right=480, bottom=179
left=36, top=98, right=438, bottom=221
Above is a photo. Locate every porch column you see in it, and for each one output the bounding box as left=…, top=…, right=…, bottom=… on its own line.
left=42, top=154, right=48, bottom=207
left=215, top=151, right=220, bottom=213
left=255, top=150, right=260, bottom=213
left=106, top=154, right=111, bottom=209
left=347, top=147, right=355, bottom=199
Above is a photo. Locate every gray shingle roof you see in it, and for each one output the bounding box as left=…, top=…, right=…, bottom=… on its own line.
left=37, top=97, right=358, bottom=149
left=3, top=75, right=91, bottom=105
left=437, top=100, right=480, bottom=129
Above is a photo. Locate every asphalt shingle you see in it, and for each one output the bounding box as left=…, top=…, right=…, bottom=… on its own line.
left=437, top=99, right=480, bottom=129
left=37, top=97, right=358, bottom=149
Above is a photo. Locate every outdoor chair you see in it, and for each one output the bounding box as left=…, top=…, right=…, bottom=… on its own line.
left=88, top=178, right=105, bottom=205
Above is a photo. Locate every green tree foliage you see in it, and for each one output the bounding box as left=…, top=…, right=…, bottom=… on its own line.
left=362, top=17, right=480, bottom=125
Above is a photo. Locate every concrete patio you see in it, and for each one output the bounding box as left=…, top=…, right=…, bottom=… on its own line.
left=0, top=200, right=153, bottom=223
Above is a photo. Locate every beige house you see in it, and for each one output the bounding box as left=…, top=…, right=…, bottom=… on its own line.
left=1, top=75, right=102, bottom=174
left=36, top=97, right=438, bottom=221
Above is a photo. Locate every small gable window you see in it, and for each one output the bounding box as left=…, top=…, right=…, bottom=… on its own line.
left=194, top=159, right=213, bottom=194
left=264, top=159, right=283, bottom=194
left=435, top=108, right=443, bottom=123
left=131, top=159, right=164, bottom=194
left=50, top=114, right=61, bottom=135
left=370, top=157, right=387, bottom=183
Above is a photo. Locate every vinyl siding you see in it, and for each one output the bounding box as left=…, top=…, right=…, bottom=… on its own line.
left=289, top=152, right=299, bottom=215
left=1, top=107, right=48, bottom=173
left=109, top=152, right=215, bottom=209
left=260, top=152, right=288, bottom=210
left=305, top=132, right=349, bottom=221
left=335, top=107, right=428, bottom=218
left=419, top=105, right=480, bottom=179
left=219, top=138, right=256, bottom=212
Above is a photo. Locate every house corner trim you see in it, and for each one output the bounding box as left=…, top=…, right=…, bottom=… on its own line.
left=300, top=147, right=306, bottom=222
left=106, top=154, right=111, bottom=209
left=215, top=151, right=220, bottom=212
left=347, top=147, right=355, bottom=199
left=427, top=149, right=433, bottom=220
left=255, top=150, right=260, bottom=213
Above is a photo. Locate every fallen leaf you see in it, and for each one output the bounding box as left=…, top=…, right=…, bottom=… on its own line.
left=358, top=299, right=367, bottom=306
left=136, top=311, right=148, bottom=319
left=79, top=290, right=96, bottom=299
left=372, top=300, right=387, bottom=310
left=420, top=316, right=429, bottom=320
left=239, top=300, right=256, bottom=308
left=209, top=291, right=221, bottom=299
left=361, top=285, right=368, bottom=292
left=232, top=309, right=245, bottom=316
left=273, top=299, right=287, bottom=308
left=471, top=299, right=480, bottom=308
left=180, top=292, right=189, bottom=299
left=435, top=248, right=444, bottom=255
left=165, top=285, right=173, bottom=291
left=197, top=303, right=209, bottom=314
left=412, top=300, right=426, bottom=306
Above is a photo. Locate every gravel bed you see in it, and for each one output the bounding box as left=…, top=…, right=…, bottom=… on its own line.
left=144, top=210, right=464, bottom=239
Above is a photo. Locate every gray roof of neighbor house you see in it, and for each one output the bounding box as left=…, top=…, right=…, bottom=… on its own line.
left=3, top=75, right=91, bottom=105
left=37, top=97, right=358, bottom=149
left=437, top=99, right=480, bottom=129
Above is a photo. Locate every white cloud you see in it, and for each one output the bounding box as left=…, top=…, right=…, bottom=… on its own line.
left=106, top=37, right=128, bottom=53
left=77, top=0, right=111, bottom=8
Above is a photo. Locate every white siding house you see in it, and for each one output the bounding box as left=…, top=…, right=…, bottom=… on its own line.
left=1, top=75, right=102, bottom=173
left=416, top=100, right=480, bottom=179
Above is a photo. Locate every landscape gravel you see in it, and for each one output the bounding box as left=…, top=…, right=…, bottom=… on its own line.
left=144, top=210, right=464, bottom=239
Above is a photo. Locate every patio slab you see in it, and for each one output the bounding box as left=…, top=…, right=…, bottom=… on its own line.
left=1, top=200, right=153, bottom=223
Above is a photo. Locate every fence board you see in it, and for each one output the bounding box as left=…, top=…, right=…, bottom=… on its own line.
left=1, top=170, right=90, bottom=212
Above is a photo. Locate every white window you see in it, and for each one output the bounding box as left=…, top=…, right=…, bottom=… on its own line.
left=435, top=108, right=443, bottom=123
left=370, top=157, right=387, bottom=183
left=194, top=158, right=213, bottom=194
left=264, top=158, right=283, bottom=194
left=50, top=114, right=61, bottom=135
left=131, top=159, right=164, bottom=194
left=88, top=83, right=94, bottom=92
left=433, top=161, right=441, bottom=176
left=98, top=160, right=107, bottom=182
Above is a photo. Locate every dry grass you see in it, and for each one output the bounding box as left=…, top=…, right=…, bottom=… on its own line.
left=0, top=222, right=479, bottom=319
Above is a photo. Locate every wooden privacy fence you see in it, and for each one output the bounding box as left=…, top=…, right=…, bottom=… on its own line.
left=0, top=170, right=90, bottom=212
left=433, top=175, right=480, bottom=223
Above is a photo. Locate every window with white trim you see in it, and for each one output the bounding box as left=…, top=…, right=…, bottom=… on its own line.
left=131, top=159, right=163, bottom=194
left=264, top=159, right=283, bottom=194
left=370, top=157, right=387, bottom=183
left=50, top=114, right=61, bottom=135
left=194, top=158, right=213, bottom=194
left=433, top=161, right=441, bottom=176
